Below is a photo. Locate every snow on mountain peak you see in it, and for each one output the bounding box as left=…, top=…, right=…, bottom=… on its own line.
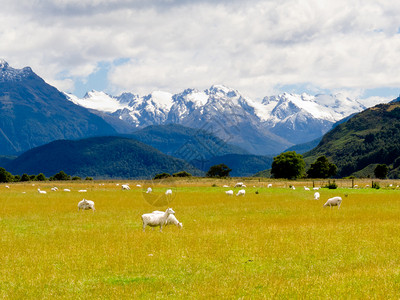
left=0, top=59, right=9, bottom=69
left=66, top=90, right=128, bottom=113
left=147, top=91, right=173, bottom=109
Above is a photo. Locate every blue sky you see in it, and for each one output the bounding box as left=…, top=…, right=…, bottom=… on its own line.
left=1, top=0, right=400, bottom=105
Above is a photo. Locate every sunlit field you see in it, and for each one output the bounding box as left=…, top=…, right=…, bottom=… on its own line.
left=1, top=179, right=400, bottom=299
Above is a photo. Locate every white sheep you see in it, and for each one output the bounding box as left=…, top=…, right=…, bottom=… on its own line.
left=37, top=188, right=47, bottom=194
left=234, top=182, right=244, bottom=188
left=142, top=208, right=175, bottom=232
left=5, top=185, right=9, bottom=189
left=78, top=198, right=95, bottom=212
left=313, top=187, right=320, bottom=190
left=267, top=184, right=272, bottom=188
left=122, top=184, right=130, bottom=190
left=136, top=184, right=142, bottom=187
left=152, top=211, right=183, bottom=229
left=51, top=187, right=58, bottom=192
left=304, top=186, right=310, bottom=191
left=78, top=189, right=87, bottom=193
left=146, top=187, right=152, bottom=194
left=323, top=196, right=342, bottom=209
left=165, top=189, right=172, bottom=195
left=223, top=185, right=229, bottom=188
left=314, top=192, right=320, bottom=200
left=236, top=189, right=246, bottom=196
left=63, top=189, right=71, bottom=192
left=225, top=190, right=234, bottom=196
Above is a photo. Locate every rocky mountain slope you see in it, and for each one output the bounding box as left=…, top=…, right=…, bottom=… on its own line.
left=0, top=60, right=117, bottom=155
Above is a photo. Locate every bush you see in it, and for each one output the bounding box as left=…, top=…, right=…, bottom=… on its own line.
left=154, top=172, right=171, bottom=180
left=85, top=177, right=93, bottom=181
left=172, top=171, right=192, bottom=177
left=72, top=176, right=82, bottom=181
left=372, top=181, right=380, bottom=189
left=324, top=181, right=338, bottom=189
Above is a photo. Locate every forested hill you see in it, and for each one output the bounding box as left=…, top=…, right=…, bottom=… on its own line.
left=303, top=102, right=400, bottom=178
left=5, top=136, right=203, bottom=179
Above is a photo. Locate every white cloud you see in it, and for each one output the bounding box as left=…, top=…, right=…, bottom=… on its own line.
left=1, top=0, right=400, bottom=100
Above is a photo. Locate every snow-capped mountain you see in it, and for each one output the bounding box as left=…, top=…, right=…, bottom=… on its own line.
left=65, top=85, right=367, bottom=155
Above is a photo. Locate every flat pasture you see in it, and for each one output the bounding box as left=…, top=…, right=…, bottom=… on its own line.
left=1, top=180, right=400, bottom=299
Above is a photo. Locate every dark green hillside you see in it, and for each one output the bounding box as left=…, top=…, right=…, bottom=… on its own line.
left=5, top=136, right=203, bottom=179
left=190, top=154, right=273, bottom=177
left=304, top=102, right=400, bottom=178
left=128, top=124, right=248, bottom=160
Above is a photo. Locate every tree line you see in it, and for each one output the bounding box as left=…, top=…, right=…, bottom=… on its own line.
left=0, top=168, right=93, bottom=183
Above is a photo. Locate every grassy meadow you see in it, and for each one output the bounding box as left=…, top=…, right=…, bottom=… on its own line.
left=1, top=179, right=400, bottom=299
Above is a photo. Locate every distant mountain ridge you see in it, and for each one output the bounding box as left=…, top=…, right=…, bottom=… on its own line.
left=0, top=60, right=117, bottom=155
left=5, top=136, right=203, bottom=179
left=67, top=86, right=367, bottom=155
left=128, top=124, right=248, bottom=160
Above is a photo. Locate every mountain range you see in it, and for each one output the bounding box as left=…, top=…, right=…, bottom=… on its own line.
left=0, top=59, right=117, bottom=155
left=67, top=86, right=367, bottom=155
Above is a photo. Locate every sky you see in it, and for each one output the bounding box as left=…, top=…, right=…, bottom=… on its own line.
left=1, top=0, right=400, bottom=105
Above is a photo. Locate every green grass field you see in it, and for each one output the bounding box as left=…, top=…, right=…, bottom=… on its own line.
left=1, top=179, right=400, bottom=299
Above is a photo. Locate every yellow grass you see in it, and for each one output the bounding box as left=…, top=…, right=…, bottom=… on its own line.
left=1, top=180, right=400, bottom=299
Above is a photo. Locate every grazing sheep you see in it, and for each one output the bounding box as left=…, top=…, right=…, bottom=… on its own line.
left=37, top=188, right=47, bottom=194
left=291, top=186, right=296, bottom=190
left=234, top=182, right=244, bottom=188
left=323, top=196, right=342, bottom=209
left=152, top=211, right=183, bottom=229
left=146, top=187, right=152, bottom=194
left=51, top=187, right=58, bottom=192
left=313, top=187, right=320, bottom=190
left=63, top=189, right=71, bottom=192
left=304, top=186, right=310, bottom=191
left=314, top=192, right=320, bottom=200
left=122, top=184, right=130, bottom=190
left=225, top=190, right=234, bottom=196
left=142, top=208, right=175, bottom=232
left=165, top=189, right=172, bottom=195
left=136, top=184, right=142, bottom=187
left=267, top=184, right=272, bottom=188
left=78, top=198, right=95, bottom=212
left=78, top=189, right=87, bottom=193
left=236, top=189, right=246, bottom=196
left=223, top=185, right=229, bottom=188
left=5, top=185, right=9, bottom=189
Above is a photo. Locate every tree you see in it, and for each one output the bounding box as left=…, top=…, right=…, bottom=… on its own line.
left=20, top=173, right=30, bottom=182
left=206, top=164, right=232, bottom=178
left=51, top=171, right=71, bottom=181
left=0, top=167, right=14, bottom=183
left=374, top=164, right=388, bottom=179
left=271, top=151, right=305, bottom=179
left=307, top=156, right=337, bottom=178
left=35, top=173, right=46, bottom=181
